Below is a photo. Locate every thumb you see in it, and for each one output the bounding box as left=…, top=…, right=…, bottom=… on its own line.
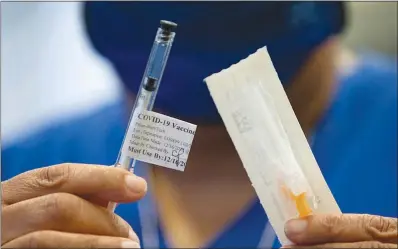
left=284, top=214, right=397, bottom=245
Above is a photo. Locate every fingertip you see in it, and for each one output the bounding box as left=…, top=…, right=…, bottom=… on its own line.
left=95, top=173, right=147, bottom=203
left=128, top=228, right=140, bottom=243
left=124, top=175, right=147, bottom=196
left=284, top=218, right=308, bottom=240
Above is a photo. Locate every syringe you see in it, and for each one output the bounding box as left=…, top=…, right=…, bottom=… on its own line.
left=108, top=20, right=177, bottom=212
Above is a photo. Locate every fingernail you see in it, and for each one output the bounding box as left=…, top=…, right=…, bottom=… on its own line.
left=125, top=175, right=147, bottom=194
left=285, top=219, right=308, bottom=236
left=128, top=229, right=139, bottom=242
left=121, top=240, right=140, bottom=248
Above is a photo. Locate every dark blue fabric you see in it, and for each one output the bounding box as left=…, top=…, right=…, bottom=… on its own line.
left=83, top=2, right=344, bottom=122
left=2, top=53, right=397, bottom=248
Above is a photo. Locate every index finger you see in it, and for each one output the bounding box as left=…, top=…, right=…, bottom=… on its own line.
left=284, top=214, right=398, bottom=245
left=2, top=163, right=147, bottom=205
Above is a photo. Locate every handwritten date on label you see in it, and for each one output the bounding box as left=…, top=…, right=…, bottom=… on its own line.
left=122, top=111, right=197, bottom=171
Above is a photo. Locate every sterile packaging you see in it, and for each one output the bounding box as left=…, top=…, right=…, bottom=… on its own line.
left=204, top=47, right=341, bottom=245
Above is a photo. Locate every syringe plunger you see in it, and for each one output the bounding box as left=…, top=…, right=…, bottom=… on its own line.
left=143, top=77, right=158, bottom=91
left=159, top=20, right=177, bottom=41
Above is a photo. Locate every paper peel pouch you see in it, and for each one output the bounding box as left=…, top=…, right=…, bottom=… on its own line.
left=204, top=47, right=341, bottom=245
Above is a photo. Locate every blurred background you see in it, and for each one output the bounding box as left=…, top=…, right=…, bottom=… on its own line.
left=1, top=2, right=397, bottom=146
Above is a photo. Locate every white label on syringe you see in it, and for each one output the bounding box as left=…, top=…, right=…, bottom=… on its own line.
left=121, top=110, right=197, bottom=171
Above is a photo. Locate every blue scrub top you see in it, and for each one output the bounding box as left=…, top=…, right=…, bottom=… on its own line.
left=2, top=53, right=397, bottom=248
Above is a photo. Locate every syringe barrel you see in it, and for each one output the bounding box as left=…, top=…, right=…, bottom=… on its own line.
left=114, top=20, right=177, bottom=171
left=135, top=20, right=177, bottom=112
left=108, top=21, right=177, bottom=212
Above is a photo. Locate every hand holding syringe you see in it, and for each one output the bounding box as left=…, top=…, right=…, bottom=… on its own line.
left=107, top=20, right=177, bottom=212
